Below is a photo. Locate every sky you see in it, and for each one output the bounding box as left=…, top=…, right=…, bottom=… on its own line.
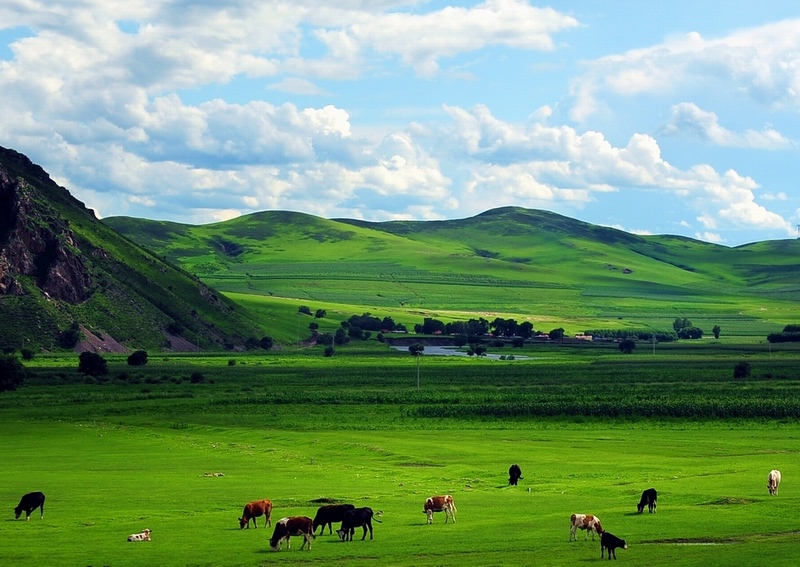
left=2, top=1, right=800, bottom=246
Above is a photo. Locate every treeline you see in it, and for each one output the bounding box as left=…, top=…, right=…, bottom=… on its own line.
left=767, top=324, right=800, bottom=343
left=414, top=317, right=535, bottom=338
left=584, top=329, right=678, bottom=342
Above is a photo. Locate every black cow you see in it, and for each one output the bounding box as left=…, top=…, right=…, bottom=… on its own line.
left=14, top=491, right=45, bottom=521
left=337, top=507, right=379, bottom=541
left=601, top=531, right=627, bottom=560
left=312, top=504, right=355, bottom=535
left=508, top=464, right=523, bottom=486
left=637, top=487, right=657, bottom=514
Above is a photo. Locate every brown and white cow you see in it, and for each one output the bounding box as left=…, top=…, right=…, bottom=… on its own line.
left=127, top=529, right=151, bottom=542
left=423, top=495, right=456, bottom=524
left=269, top=516, right=315, bottom=551
left=569, top=513, right=603, bottom=541
left=239, top=499, right=272, bottom=529
left=768, top=469, right=782, bottom=496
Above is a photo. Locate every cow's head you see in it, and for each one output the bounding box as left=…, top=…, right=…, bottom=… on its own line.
left=14, top=508, right=22, bottom=519
left=636, top=503, right=645, bottom=513
left=239, top=517, right=247, bottom=529
left=269, top=537, right=283, bottom=551
left=336, top=528, right=347, bottom=541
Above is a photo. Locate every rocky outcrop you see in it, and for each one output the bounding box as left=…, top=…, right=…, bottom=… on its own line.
left=0, top=167, right=92, bottom=302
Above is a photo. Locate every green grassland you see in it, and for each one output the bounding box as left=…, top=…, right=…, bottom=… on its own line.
left=3, top=345, right=800, bottom=566
left=103, top=207, right=800, bottom=341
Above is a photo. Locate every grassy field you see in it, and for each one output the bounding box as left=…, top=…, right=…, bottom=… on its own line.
left=2, top=344, right=800, bottom=566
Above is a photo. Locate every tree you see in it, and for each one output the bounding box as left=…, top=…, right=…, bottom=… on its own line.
left=677, top=327, right=703, bottom=339
left=298, top=305, right=312, bottom=315
left=259, top=336, right=274, bottom=350
left=127, top=350, right=148, bottom=366
left=733, top=361, right=751, bottom=379
left=314, top=309, right=327, bottom=319
left=618, top=339, right=636, bottom=354
left=0, top=354, right=26, bottom=392
left=549, top=328, right=565, bottom=341
left=334, top=328, right=349, bottom=346
left=78, top=351, right=108, bottom=377
left=309, top=322, right=319, bottom=332
left=58, top=323, right=81, bottom=348
left=712, top=325, right=721, bottom=339
left=323, top=346, right=335, bottom=357
left=20, top=348, right=34, bottom=361
left=673, top=317, right=692, bottom=332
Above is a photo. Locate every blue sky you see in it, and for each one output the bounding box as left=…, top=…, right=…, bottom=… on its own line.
left=1, top=1, right=799, bottom=246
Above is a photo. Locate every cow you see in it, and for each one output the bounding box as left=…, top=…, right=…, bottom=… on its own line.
left=423, top=495, right=456, bottom=524
left=336, top=507, right=380, bottom=541
left=600, top=531, right=627, bottom=560
left=508, top=464, right=523, bottom=486
left=312, top=503, right=355, bottom=535
left=637, top=487, right=658, bottom=513
left=269, top=516, right=315, bottom=551
left=14, top=491, right=45, bottom=521
left=127, top=529, right=151, bottom=542
left=239, top=499, right=272, bottom=529
left=768, top=469, right=782, bottom=496
left=569, top=513, right=603, bottom=541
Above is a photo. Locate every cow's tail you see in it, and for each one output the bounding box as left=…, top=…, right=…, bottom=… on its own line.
left=373, top=511, right=384, bottom=523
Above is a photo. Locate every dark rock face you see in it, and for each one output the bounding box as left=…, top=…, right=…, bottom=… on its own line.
left=0, top=168, right=92, bottom=303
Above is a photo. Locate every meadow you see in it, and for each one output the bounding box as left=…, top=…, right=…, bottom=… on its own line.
left=2, top=341, right=800, bottom=566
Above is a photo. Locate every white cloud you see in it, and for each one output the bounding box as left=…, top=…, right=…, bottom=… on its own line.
left=571, top=19, right=800, bottom=121
left=661, top=103, right=793, bottom=149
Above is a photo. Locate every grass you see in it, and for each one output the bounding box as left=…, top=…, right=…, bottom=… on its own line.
left=2, top=345, right=800, bottom=565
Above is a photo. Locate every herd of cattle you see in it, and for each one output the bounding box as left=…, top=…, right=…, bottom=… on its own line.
left=12, top=466, right=784, bottom=558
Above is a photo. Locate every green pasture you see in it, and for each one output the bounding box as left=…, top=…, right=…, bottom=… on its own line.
left=3, top=346, right=800, bottom=566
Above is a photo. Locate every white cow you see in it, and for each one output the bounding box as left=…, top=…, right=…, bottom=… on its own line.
left=569, top=514, right=603, bottom=541
left=768, top=470, right=782, bottom=496
left=127, top=529, right=151, bottom=542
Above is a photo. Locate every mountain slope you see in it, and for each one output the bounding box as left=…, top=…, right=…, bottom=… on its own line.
left=0, top=146, right=264, bottom=352
left=104, top=206, right=800, bottom=336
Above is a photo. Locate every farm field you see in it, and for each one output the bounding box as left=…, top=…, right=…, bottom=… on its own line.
left=3, top=345, right=800, bottom=566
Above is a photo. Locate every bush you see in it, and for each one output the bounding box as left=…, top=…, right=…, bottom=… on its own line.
left=260, top=336, right=274, bottom=350
left=324, top=346, right=335, bottom=357
left=228, top=359, right=236, bottom=366
left=20, top=348, right=34, bottom=361
left=78, top=351, right=108, bottom=377
left=0, top=354, right=26, bottom=392
left=190, top=372, right=206, bottom=383
left=733, top=361, right=751, bottom=379
left=127, top=350, right=148, bottom=366
left=58, top=323, right=81, bottom=348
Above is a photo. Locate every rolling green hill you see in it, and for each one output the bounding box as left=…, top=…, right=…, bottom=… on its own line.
left=104, top=207, right=800, bottom=339
left=0, top=146, right=265, bottom=352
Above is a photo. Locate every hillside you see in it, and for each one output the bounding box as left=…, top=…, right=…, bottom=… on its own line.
left=0, top=146, right=265, bottom=352
left=104, top=206, right=800, bottom=337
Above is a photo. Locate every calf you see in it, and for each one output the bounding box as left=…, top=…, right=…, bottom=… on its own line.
left=127, top=529, right=151, bottom=542
left=637, top=487, right=658, bottom=513
left=14, top=491, right=45, bottom=521
left=569, top=513, right=603, bottom=541
left=768, top=469, right=782, bottom=496
left=423, top=495, right=456, bottom=524
left=508, top=464, right=523, bottom=486
left=269, top=516, right=315, bottom=551
left=239, top=499, right=272, bottom=529
left=601, top=531, right=627, bottom=560
left=337, top=507, right=379, bottom=541
left=313, top=503, right=355, bottom=535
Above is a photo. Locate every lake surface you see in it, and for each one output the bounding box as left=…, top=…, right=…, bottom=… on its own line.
left=390, top=345, right=531, bottom=360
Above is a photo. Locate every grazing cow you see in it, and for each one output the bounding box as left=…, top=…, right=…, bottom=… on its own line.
left=637, top=487, right=658, bottom=513
left=600, top=531, right=627, bottom=560
left=508, top=464, right=523, bottom=486
left=312, top=503, right=355, bottom=535
left=14, top=491, right=45, bottom=521
left=269, top=516, right=315, bottom=551
left=768, top=469, right=782, bottom=496
left=423, top=495, right=457, bottom=524
left=239, top=499, right=272, bottom=529
left=337, top=507, right=380, bottom=541
left=127, top=529, right=151, bottom=542
left=569, top=513, right=603, bottom=541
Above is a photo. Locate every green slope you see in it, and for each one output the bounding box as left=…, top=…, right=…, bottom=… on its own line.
left=104, top=207, right=800, bottom=337
left=0, top=146, right=265, bottom=351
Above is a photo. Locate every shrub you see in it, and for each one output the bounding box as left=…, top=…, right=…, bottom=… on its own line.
left=260, top=336, right=274, bottom=350
left=78, top=351, right=108, bottom=377
left=324, top=346, right=335, bottom=357
left=0, top=354, right=26, bottom=392
left=733, top=361, right=751, bottom=379
left=20, top=348, right=34, bottom=361
left=228, top=359, right=236, bottom=366
left=127, top=350, right=148, bottom=366
left=190, top=371, right=206, bottom=383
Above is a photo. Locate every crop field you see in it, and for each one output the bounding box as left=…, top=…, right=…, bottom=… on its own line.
left=2, top=343, right=800, bottom=566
